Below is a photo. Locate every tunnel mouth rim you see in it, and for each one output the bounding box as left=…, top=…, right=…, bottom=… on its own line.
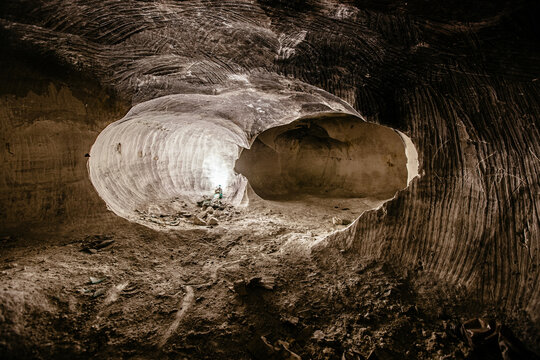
left=234, top=111, right=419, bottom=204
left=88, top=104, right=419, bottom=231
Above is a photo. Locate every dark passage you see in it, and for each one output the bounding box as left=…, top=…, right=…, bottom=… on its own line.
left=235, top=113, right=409, bottom=200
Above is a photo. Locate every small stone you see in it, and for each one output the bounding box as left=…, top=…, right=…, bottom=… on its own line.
left=312, top=330, right=325, bottom=341
left=95, top=239, right=115, bottom=249
left=259, top=276, right=275, bottom=290
left=93, top=288, right=106, bottom=298
left=192, top=216, right=206, bottom=226
left=332, top=216, right=351, bottom=225
left=207, top=217, right=219, bottom=226
left=89, top=276, right=105, bottom=284
left=248, top=276, right=275, bottom=290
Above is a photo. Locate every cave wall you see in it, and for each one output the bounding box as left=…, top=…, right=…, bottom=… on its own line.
left=0, top=50, right=129, bottom=232
left=87, top=80, right=361, bottom=225
left=1, top=0, right=539, bottom=343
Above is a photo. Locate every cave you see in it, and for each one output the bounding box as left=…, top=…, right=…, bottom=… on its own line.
left=1, top=1, right=539, bottom=359
left=233, top=113, right=419, bottom=226
left=235, top=113, right=412, bottom=200
left=88, top=107, right=417, bottom=230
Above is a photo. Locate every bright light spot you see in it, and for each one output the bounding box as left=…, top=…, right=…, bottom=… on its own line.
left=202, top=145, right=234, bottom=191
left=209, top=162, right=230, bottom=189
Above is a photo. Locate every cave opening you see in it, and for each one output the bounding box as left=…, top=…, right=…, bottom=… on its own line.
left=88, top=108, right=418, bottom=231
left=235, top=113, right=415, bottom=209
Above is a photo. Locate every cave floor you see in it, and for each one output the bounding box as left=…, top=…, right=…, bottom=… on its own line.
left=134, top=194, right=388, bottom=236
left=1, top=203, right=488, bottom=360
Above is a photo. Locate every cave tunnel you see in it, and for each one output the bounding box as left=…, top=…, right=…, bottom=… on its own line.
left=235, top=113, right=410, bottom=201
left=87, top=104, right=418, bottom=231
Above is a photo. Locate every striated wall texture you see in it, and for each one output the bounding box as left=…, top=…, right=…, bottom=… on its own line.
left=1, top=0, right=539, bottom=345
left=88, top=76, right=371, bottom=224
left=0, top=53, right=129, bottom=231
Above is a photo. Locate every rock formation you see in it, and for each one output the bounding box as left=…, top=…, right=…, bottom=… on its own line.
left=1, top=0, right=539, bottom=358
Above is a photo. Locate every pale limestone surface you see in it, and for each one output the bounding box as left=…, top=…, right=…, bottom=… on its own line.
left=89, top=75, right=377, bottom=224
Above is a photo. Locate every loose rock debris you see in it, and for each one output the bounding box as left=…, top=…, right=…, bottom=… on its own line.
left=89, top=277, right=105, bottom=284
left=134, top=199, right=236, bottom=228
left=461, top=318, right=540, bottom=359
left=332, top=217, right=351, bottom=226
left=92, top=288, right=106, bottom=298
left=80, top=235, right=115, bottom=253
left=2, top=223, right=539, bottom=360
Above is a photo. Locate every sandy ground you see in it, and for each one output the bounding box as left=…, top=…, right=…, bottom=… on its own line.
left=0, top=195, right=527, bottom=359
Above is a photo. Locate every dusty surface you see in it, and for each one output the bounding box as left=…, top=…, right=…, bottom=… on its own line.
left=3, top=196, right=538, bottom=359
left=0, top=203, right=483, bottom=359
left=133, top=191, right=386, bottom=233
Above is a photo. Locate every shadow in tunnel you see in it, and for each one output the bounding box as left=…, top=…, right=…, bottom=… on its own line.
left=235, top=113, right=410, bottom=201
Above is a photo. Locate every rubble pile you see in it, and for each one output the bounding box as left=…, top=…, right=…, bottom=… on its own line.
left=193, top=197, right=237, bottom=227
left=134, top=209, right=191, bottom=227
left=134, top=197, right=238, bottom=228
